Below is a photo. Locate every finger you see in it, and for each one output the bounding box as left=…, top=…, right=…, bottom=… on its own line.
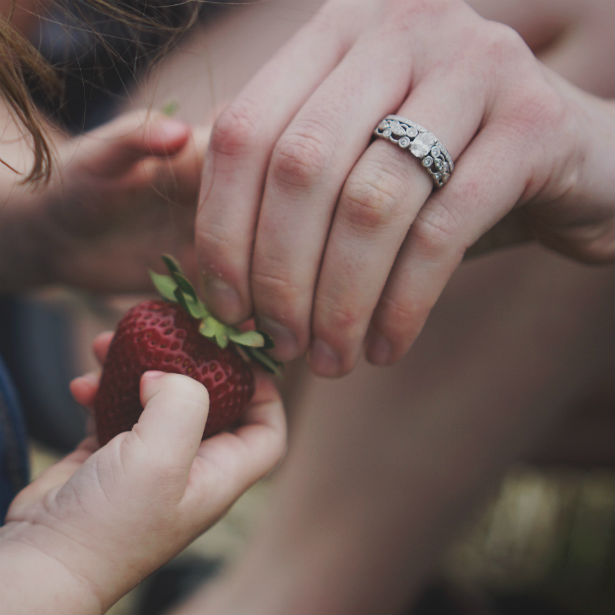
left=181, top=372, right=286, bottom=516
left=250, top=28, right=414, bottom=362
left=365, top=123, right=529, bottom=365
left=69, top=371, right=100, bottom=408
left=196, top=4, right=368, bottom=325
left=132, top=371, right=210, bottom=472
left=72, top=110, right=191, bottom=178
left=93, top=331, right=114, bottom=365
left=135, top=125, right=205, bottom=210
left=309, top=69, right=487, bottom=376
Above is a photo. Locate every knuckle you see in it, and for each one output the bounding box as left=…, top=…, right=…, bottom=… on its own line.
left=270, top=125, right=332, bottom=190
left=411, top=199, right=463, bottom=254
left=341, top=169, right=405, bottom=232
left=388, top=0, right=453, bottom=26
left=210, top=101, right=258, bottom=159
left=517, top=88, right=567, bottom=135
left=497, top=85, right=568, bottom=152
left=196, top=224, right=238, bottom=270
left=314, top=296, right=362, bottom=342
left=252, top=267, right=303, bottom=315
left=374, top=294, right=427, bottom=346
left=195, top=225, right=249, bottom=296
left=481, top=21, right=528, bottom=65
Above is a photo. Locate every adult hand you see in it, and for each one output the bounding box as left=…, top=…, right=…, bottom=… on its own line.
left=195, top=0, right=614, bottom=377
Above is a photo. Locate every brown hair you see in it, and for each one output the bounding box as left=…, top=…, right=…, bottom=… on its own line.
left=0, top=0, right=198, bottom=184
left=0, top=7, right=58, bottom=183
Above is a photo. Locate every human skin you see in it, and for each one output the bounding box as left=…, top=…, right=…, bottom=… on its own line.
left=0, top=0, right=208, bottom=293
left=192, top=0, right=613, bottom=378
left=0, top=359, right=286, bottom=614
left=0, top=103, right=207, bottom=292
left=176, top=247, right=612, bottom=615
left=117, top=1, right=613, bottom=613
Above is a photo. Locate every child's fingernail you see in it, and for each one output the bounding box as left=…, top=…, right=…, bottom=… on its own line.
left=71, top=371, right=98, bottom=387
left=80, top=371, right=100, bottom=385
left=143, top=370, right=166, bottom=381
left=158, top=118, right=188, bottom=140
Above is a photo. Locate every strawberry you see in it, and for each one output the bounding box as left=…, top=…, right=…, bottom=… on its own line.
left=93, top=256, right=281, bottom=446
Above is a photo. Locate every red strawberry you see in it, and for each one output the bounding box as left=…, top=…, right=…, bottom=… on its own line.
left=93, top=256, right=280, bottom=446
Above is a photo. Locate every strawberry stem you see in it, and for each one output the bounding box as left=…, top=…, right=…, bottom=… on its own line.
left=149, top=255, right=282, bottom=375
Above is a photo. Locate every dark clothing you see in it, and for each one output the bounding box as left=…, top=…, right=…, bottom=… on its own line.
left=0, top=355, right=29, bottom=524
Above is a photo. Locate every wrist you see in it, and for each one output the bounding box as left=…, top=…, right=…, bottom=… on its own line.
left=0, top=520, right=105, bottom=613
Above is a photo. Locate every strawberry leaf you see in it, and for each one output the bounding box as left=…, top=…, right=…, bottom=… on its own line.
left=228, top=330, right=266, bottom=348
left=234, top=344, right=252, bottom=364
left=260, top=331, right=275, bottom=349
left=246, top=347, right=283, bottom=375
left=149, top=271, right=179, bottom=302
left=184, top=295, right=208, bottom=320
left=199, top=317, right=229, bottom=348
left=157, top=254, right=280, bottom=369
left=161, top=100, right=179, bottom=116
left=162, top=254, right=182, bottom=276
left=171, top=272, right=198, bottom=301
left=173, top=287, right=206, bottom=319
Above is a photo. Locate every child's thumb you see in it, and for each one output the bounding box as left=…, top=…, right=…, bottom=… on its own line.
left=136, top=371, right=209, bottom=468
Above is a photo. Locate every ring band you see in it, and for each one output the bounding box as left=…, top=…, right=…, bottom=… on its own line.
left=373, top=114, right=454, bottom=188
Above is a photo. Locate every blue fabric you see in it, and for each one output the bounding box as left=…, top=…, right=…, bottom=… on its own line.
left=0, top=354, right=29, bottom=524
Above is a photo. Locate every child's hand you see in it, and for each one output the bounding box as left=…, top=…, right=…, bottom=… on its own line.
left=37, top=110, right=207, bottom=292
left=0, top=337, right=285, bottom=614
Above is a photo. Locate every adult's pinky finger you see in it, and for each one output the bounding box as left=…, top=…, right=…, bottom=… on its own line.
left=365, top=126, right=529, bottom=365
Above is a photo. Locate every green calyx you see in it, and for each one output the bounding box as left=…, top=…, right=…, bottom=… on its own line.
left=149, top=255, right=282, bottom=375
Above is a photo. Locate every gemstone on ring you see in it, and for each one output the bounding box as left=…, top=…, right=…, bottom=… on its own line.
left=373, top=114, right=454, bottom=188
left=410, top=132, right=436, bottom=158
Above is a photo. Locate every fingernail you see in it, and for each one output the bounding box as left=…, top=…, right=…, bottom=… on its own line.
left=202, top=277, right=242, bottom=323
left=365, top=332, right=393, bottom=365
left=258, top=316, right=298, bottom=361
left=309, top=339, right=341, bottom=377
left=78, top=371, right=99, bottom=386
left=158, top=118, right=188, bottom=141
left=143, top=370, right=166, bottom=381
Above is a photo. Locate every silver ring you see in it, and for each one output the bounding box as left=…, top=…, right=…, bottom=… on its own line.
left=373, top=114, right=454, bottom=188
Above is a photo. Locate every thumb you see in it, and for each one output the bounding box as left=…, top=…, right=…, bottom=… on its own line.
left=72, top=110, right=191, bottom=177
left=134, top=371, right=209, bottom=471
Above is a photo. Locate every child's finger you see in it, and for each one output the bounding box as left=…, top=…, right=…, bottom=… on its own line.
left=183, top=374, right=286, bottom=517
left=69, top=371, right=100, bottom=408
left=135, top=372, right=210, bottom=471
left=93, top=331, right=114, bottom=365
left=79, top=110, right=191, bottom=177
